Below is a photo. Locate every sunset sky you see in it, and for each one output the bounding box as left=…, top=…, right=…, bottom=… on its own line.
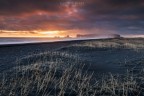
left=0, top=0, right=144, bottom=37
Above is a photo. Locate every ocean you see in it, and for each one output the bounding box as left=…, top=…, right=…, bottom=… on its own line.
left=0, top=37, right=63, bottom=45
left=0, top=37, right=109, bottom=45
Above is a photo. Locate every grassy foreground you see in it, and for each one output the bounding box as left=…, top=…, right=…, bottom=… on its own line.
left=0, top=38, right=144, bottom=96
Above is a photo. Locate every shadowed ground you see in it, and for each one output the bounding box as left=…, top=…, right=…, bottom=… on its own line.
left=1, top=38, right=144, bottom=96
left=1, top=38, right=144, bottom=74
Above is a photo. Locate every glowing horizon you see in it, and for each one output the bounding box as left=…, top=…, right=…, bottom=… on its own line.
left=0, top=30, right=77, bottom=38
left=1, top=29, right=144, bottom=38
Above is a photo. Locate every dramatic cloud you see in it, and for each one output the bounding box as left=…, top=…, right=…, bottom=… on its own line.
left=0, top=0, right=144, bottom=37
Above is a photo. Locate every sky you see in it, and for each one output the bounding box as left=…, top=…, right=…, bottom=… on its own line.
left=0, top=0, right=144, bottom=37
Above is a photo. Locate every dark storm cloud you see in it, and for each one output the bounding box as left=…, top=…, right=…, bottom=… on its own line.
left=82, top=0, right=144, bottom=18
left=0, top=0, right=144, bottom=35
left=0, top=0, right=63, bottom=15
left=0, top=0, right=86, bottom=15
left=76, top=0, right=144, bottom=34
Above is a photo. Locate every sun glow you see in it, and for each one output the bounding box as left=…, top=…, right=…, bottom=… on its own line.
left=40, top=31, right=60, bottom=37
left=0, top=30, right=69, bottom=38
left=39, top=31, right=67, bottom=37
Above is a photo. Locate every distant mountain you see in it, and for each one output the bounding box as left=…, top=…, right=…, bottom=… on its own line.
left=108, top=34, right=122, bottom=38
left=76, top=34, right=122, bottom=39
left=76, top=34, right=99, bottom=38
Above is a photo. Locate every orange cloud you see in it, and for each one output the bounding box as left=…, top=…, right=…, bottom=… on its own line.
left=0, top=30, right=79, bottom=37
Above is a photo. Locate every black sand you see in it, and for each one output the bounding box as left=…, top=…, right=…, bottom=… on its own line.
left=1, top=38, right=144, bottom=74
left=0, top=40, right=85, bottom=72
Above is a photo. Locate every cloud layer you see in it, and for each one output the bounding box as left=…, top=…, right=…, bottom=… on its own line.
left=0, top=0, right=144, bottom=36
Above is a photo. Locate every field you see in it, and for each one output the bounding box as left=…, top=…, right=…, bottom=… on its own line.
left=0, top=38, right=144, bottom=96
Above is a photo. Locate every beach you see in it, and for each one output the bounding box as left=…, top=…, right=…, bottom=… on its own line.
left=1, top=38, right=144, bottom=95
left=0, top=40, right=81, bottom=72
left=1, top=38, right=144, bottom=74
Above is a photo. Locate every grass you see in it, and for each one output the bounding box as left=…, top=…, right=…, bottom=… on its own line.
left=0, top=38, right=144, bottom=96
left=0, top=51, right=95, bottom=96
left=61, top=38, right=144, bottom=51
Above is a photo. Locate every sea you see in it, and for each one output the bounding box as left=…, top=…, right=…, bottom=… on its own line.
left=0, top=37, right=70, bottom=45
left=0, top=36, right=109, bottom=45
